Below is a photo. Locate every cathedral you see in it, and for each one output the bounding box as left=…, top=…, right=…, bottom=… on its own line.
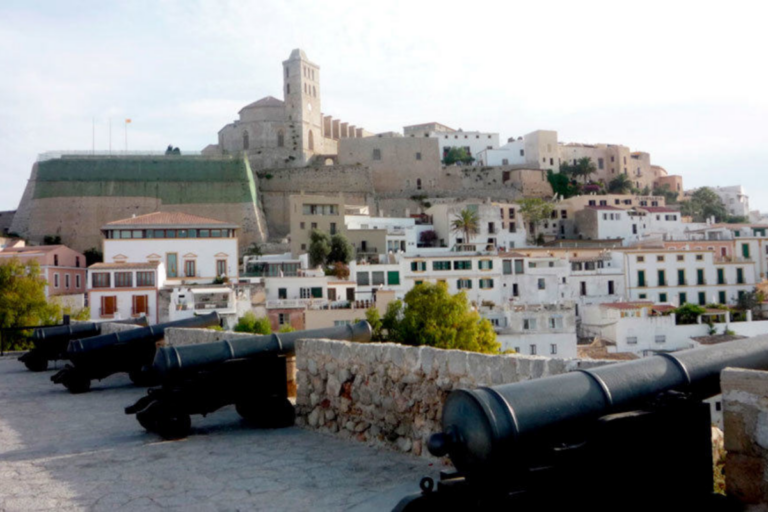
left=205, top=49, right=371, bottom=170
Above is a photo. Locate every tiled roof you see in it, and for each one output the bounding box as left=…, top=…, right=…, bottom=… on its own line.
left=691, top=334, right=747, bottom=345
left=0, top=245, right=63, bottom=253
left=639, top=207, right=679, bottom=213
left=104, top=212, right=235, bottom=228
left=601, top=301, right=654, bottom=310
left=499, top=251, right=528, bottom=258
left=89, top=262, right=161, bottom=270
left=240, top=96, right=284, bottom=111
left=587, top=205, right=622, bottom=211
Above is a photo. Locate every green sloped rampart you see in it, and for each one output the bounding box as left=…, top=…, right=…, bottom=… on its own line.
left=33, top=157, right=253, bottom=204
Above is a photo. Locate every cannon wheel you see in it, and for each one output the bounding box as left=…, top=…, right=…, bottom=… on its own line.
left=236, top=397, right=295, bottom=428
left=64, top=373, right=91, bottom=394
left=128, top=369, right=159, bottom=387
left=23, top=354, right=49, bottom=372
left=135, top=401, right=160, bottom=432
left=153, top=406, right=191, bottom=440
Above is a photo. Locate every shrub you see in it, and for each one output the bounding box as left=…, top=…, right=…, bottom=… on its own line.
left=234, top=311, right=271, bottom=334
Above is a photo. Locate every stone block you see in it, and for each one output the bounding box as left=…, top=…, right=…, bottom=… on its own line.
left=326, top=374, right=342, bottom=397
left=307, top=359, right=318, bottom=376
left=447, top=351, right=468, bottom=376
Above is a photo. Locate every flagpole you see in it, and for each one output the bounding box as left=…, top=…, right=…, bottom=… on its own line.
left=125, top=120, right=128, bottom=152
left=92, top=117, right=95, bottom=154
left=109, top=118, right=112, bottom=154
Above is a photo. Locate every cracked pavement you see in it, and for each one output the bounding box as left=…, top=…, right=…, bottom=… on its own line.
left=0, top=357, right=439, bottom=511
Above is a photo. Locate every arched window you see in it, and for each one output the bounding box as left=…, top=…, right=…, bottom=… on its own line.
left=242, top=131, right=249, bottom=150
left=286, top=83, right=290, bottom=95
left=417, top=178, right=422, bottom=190
left=277, top=130, right=285, bottom=148
left=312, top=85, right=316, bottom=97
left=308, top=130, right=314, bottom=151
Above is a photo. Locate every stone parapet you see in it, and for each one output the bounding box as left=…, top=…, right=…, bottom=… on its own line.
left=722, top=368, right=768, bottom=509
left=294, top=339, right=608, bottom=457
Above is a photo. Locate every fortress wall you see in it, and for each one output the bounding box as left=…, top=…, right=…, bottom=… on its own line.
left=13, top=156, right=268, bottom=253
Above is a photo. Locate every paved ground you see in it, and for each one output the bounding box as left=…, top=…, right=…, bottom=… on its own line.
left=0, top=356, right=439, bottom=511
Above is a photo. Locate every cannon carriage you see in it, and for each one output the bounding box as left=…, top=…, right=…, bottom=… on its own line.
left=126, top=321, right=372, bottom=439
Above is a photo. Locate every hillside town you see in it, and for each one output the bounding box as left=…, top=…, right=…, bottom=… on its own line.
left=3, top=45, right=768, bottom=511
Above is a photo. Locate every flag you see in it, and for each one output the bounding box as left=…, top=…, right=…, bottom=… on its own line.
left=125, top=119, right=132, bottom=124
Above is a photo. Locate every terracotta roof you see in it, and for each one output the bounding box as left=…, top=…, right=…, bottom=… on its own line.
left=104, top=212, right=236, bottom=228
left=499, top=251, right=528, bottom=258
left=691, top=334, right=747, bottom=345
left=1, top=245, right=63, bottom=253
left=601, top=301, right=654, bottom=310
left=89, top=262, right=161, bottom=270
left=639, top=207, right=679, bottom=213
left=652, top=305, right=677, bottom=313
left=587, top=205, right=622, bottom=211
left=239, top=96, right=284, bottom=112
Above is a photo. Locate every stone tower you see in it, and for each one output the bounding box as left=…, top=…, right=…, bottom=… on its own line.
left=283, top=49, right=322, bottom=164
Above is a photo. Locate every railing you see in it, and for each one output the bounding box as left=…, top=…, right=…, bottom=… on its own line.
left=195, top=302, right=230, bottom=310
left=356, top=247, right=378, bottom=254
left=266, top=299, right=329, bottom=309
left=715, top=256, right=752, bottom=263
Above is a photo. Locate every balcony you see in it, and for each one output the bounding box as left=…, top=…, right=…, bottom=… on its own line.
left=267, top=299, right=329, bottom=309
left=356, top=246, right=378, bottom=254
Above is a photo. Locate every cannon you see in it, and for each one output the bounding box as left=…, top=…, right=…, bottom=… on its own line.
left=51, top=313, right=220, bottom=394
left=125, top=321, right=371, bottom=440
left=393, top=336, right=768, bottom=511
left=18, top=317, right=148, bottom=372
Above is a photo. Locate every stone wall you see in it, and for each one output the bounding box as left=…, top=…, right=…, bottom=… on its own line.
left=100, top=322, right=142, bottom=335
left=722, top=368, right=768, bottom=508
left=294, top=339, right=608, bottom=457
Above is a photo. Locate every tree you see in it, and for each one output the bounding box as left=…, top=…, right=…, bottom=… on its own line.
left=234, top=311, right=272, bottom=334
left=84, top=248, right=103, bottom=266
left=673, top=303, right=707, bottom=325
left=308, top=229, right=331, bottom=267
left=451, top=208, right=479, bottom=244
left=332, top=261, right=349, bottom=280
left=243, top=243, right=262, bottom=258
left=443, top=147, right=474, bottom=165
left=387, top=282, right=499, bottom=353
left=518, top=198, right=555, bottom=244
left=547, top=170, right=578, bottom=199
left=680, top=187, right=728, bottom=223
left=652, top=183, right=679, bottom=205
left=43, top=235, right=62, bottom=245
left=419, top=230, right=438, bottom=248
left=381, top=299, right=403, bottom=341
left=278, top=324, right=296, bottom=333
left=608, top=174, right=633, bottom=194
left=561, top=157, right=597, bottom=183
left=0, top=258, right=60, bottom=349
left=365, top=307, right=384, bottom=341
left=736, top=288, right=765, bottom=319
left=328, top=233, right=354, bottom=264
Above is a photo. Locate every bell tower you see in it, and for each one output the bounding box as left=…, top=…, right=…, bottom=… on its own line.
left=283, top=49, right=322, bottom=163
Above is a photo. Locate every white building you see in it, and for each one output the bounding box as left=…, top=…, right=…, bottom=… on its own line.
left=102, top=212, right=239, bottom=284
left=345, top=213, right=431, bottom=254
left=402, top=123, right=499, bottom=163
left=486, top=303, right=577, bottom=358
left=477, top=130, right=559, bottom=172
left=711, top=186, right=750, bottom=218
left=88, top=261, right=165, bottom=324
left=427, top=201, right=528, bottom=251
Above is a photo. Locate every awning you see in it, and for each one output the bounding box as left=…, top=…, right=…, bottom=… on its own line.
left=189, top=287, right=231, bottom=294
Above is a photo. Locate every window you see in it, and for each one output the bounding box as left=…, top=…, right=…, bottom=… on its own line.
left=678, top=269, right=686, bottom=285
left=523, top=319, right=537, bottom=330
left=278, top=288, right=287, bottom=299
left=717, top=268, right=725, bottom=285
left=627, top=337, right=638, bottom=345
left=638, top=270, right=646, bottom=287
left=54, top=273, right=60, bottom=288
left=608, top=281, right=615, bottom=295
left=433, top=261, right=452, bottom=271
left=549, top=317, right=563, bottom=329
left=300, top=288, right=312, bottom=299
left=278, top=313, right=289, bottom=326
left=330, top=222, right=337, bottom=235
left=658, top=270, right=666, bottom=287
left=311, top=222, right=318, bottom=229
left=479, top=278, right=494, bottom=289
left=184, top=260, right=196, bottom=278
left=503, top=260, right=512, bottom=275
left=514, top=260, right=524, bottom=274
left=660, top=293, right=668, bottom=302
left=580, top=282, right=587, bottom=296
left=519, top=149, right=524, bottom=156
left=387, top=271, right=400, bottom=285
left=242, top=131, right=249, bottom=150
left=416, top=152, right=422, bottom=160
left=537, top=278, right=545, bottom=290
left=101, top=296, right=117, bottom=317
left=597, top=158, right=604, bottom=170
left=356, top=272, right=370, bottom=286
left=478, top=260, right=493, bottom=270
left=698, top=292, right=706, bottom=306
left=334, top=320, right=352, bottom=327
left=453, top=260, right=472, bottom=270
left=529, top=344, right=537, bottom=355
left=697, top=269, right=705, bottom=285
left=65, top=274, right=70, bottom=289
left=509, top=222, right=516, bottom=233
left=76, top=274, right=81, bottom=289
left=742, top=243, right=751, bottom=259
left=411, top=261, right=427, bottom=272
left=135, top=272, right=154, bottom=287
left=372, top=271, right=385, bottom=286
left=92, top=273, right=110, bottom=288
left=372, top=149, right=381, bottom=160
left=75, top=257, right=80, bottom=268
left=133, top=295, right=149, bottom=316
left=737, top=268, right=745, bottom=284
left=513, top=283, right=519, bottom=296
left=679, top=292, right=687, bottom=305
left=457, top=279, right=472, bottom=289
left=677, top=255, right=684, bottom=262
left=655, top=335, right=666, bottom=344
left=637, top=255, right=645, bottom=262
left=696, top=254, right=704, bottom=261
left=657, top=255, right=665, bottom=262
left=719, top=291, right=727, bottom=304
left=115, top=272, right=133, bottom=288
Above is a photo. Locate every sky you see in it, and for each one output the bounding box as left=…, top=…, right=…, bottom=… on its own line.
left=1, top=0, right=766, bottom=212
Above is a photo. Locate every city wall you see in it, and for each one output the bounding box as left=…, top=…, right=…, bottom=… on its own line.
left=294, top=339, right=608, bottom=457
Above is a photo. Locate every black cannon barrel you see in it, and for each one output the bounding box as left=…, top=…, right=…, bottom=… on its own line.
left=154, top=320, right=372, bottom=376
left=33, top=317, right=148, bottom=342
left=68, top=313, right=220, bottom=354
left=429, top=335, right=768, bottom=477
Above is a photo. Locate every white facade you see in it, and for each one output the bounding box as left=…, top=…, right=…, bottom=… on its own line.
left=488, top=303, right=577, bottom=358
left=88, top=262, right=165, bottom=325
left=477, top=130, right=559, bottom=172
left=345, top=215, right=423, bottom=254
left=263, top=275, right=330, bottom=309
left=350, top=261, right=407, bottom=301
left=711, top=186, right=750, bottom=218
left=168, top=286, right=240, bottom=328
left=431, top=130, right=499, bottom=162
left=427, top=202, right=528, bottom=251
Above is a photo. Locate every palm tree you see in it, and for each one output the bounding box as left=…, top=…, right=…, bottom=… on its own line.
left=573, top=157, right=597, bottom=183
left=451, top=208, right=479, bottom=245
left=608, top=173, right=633, bottom=194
